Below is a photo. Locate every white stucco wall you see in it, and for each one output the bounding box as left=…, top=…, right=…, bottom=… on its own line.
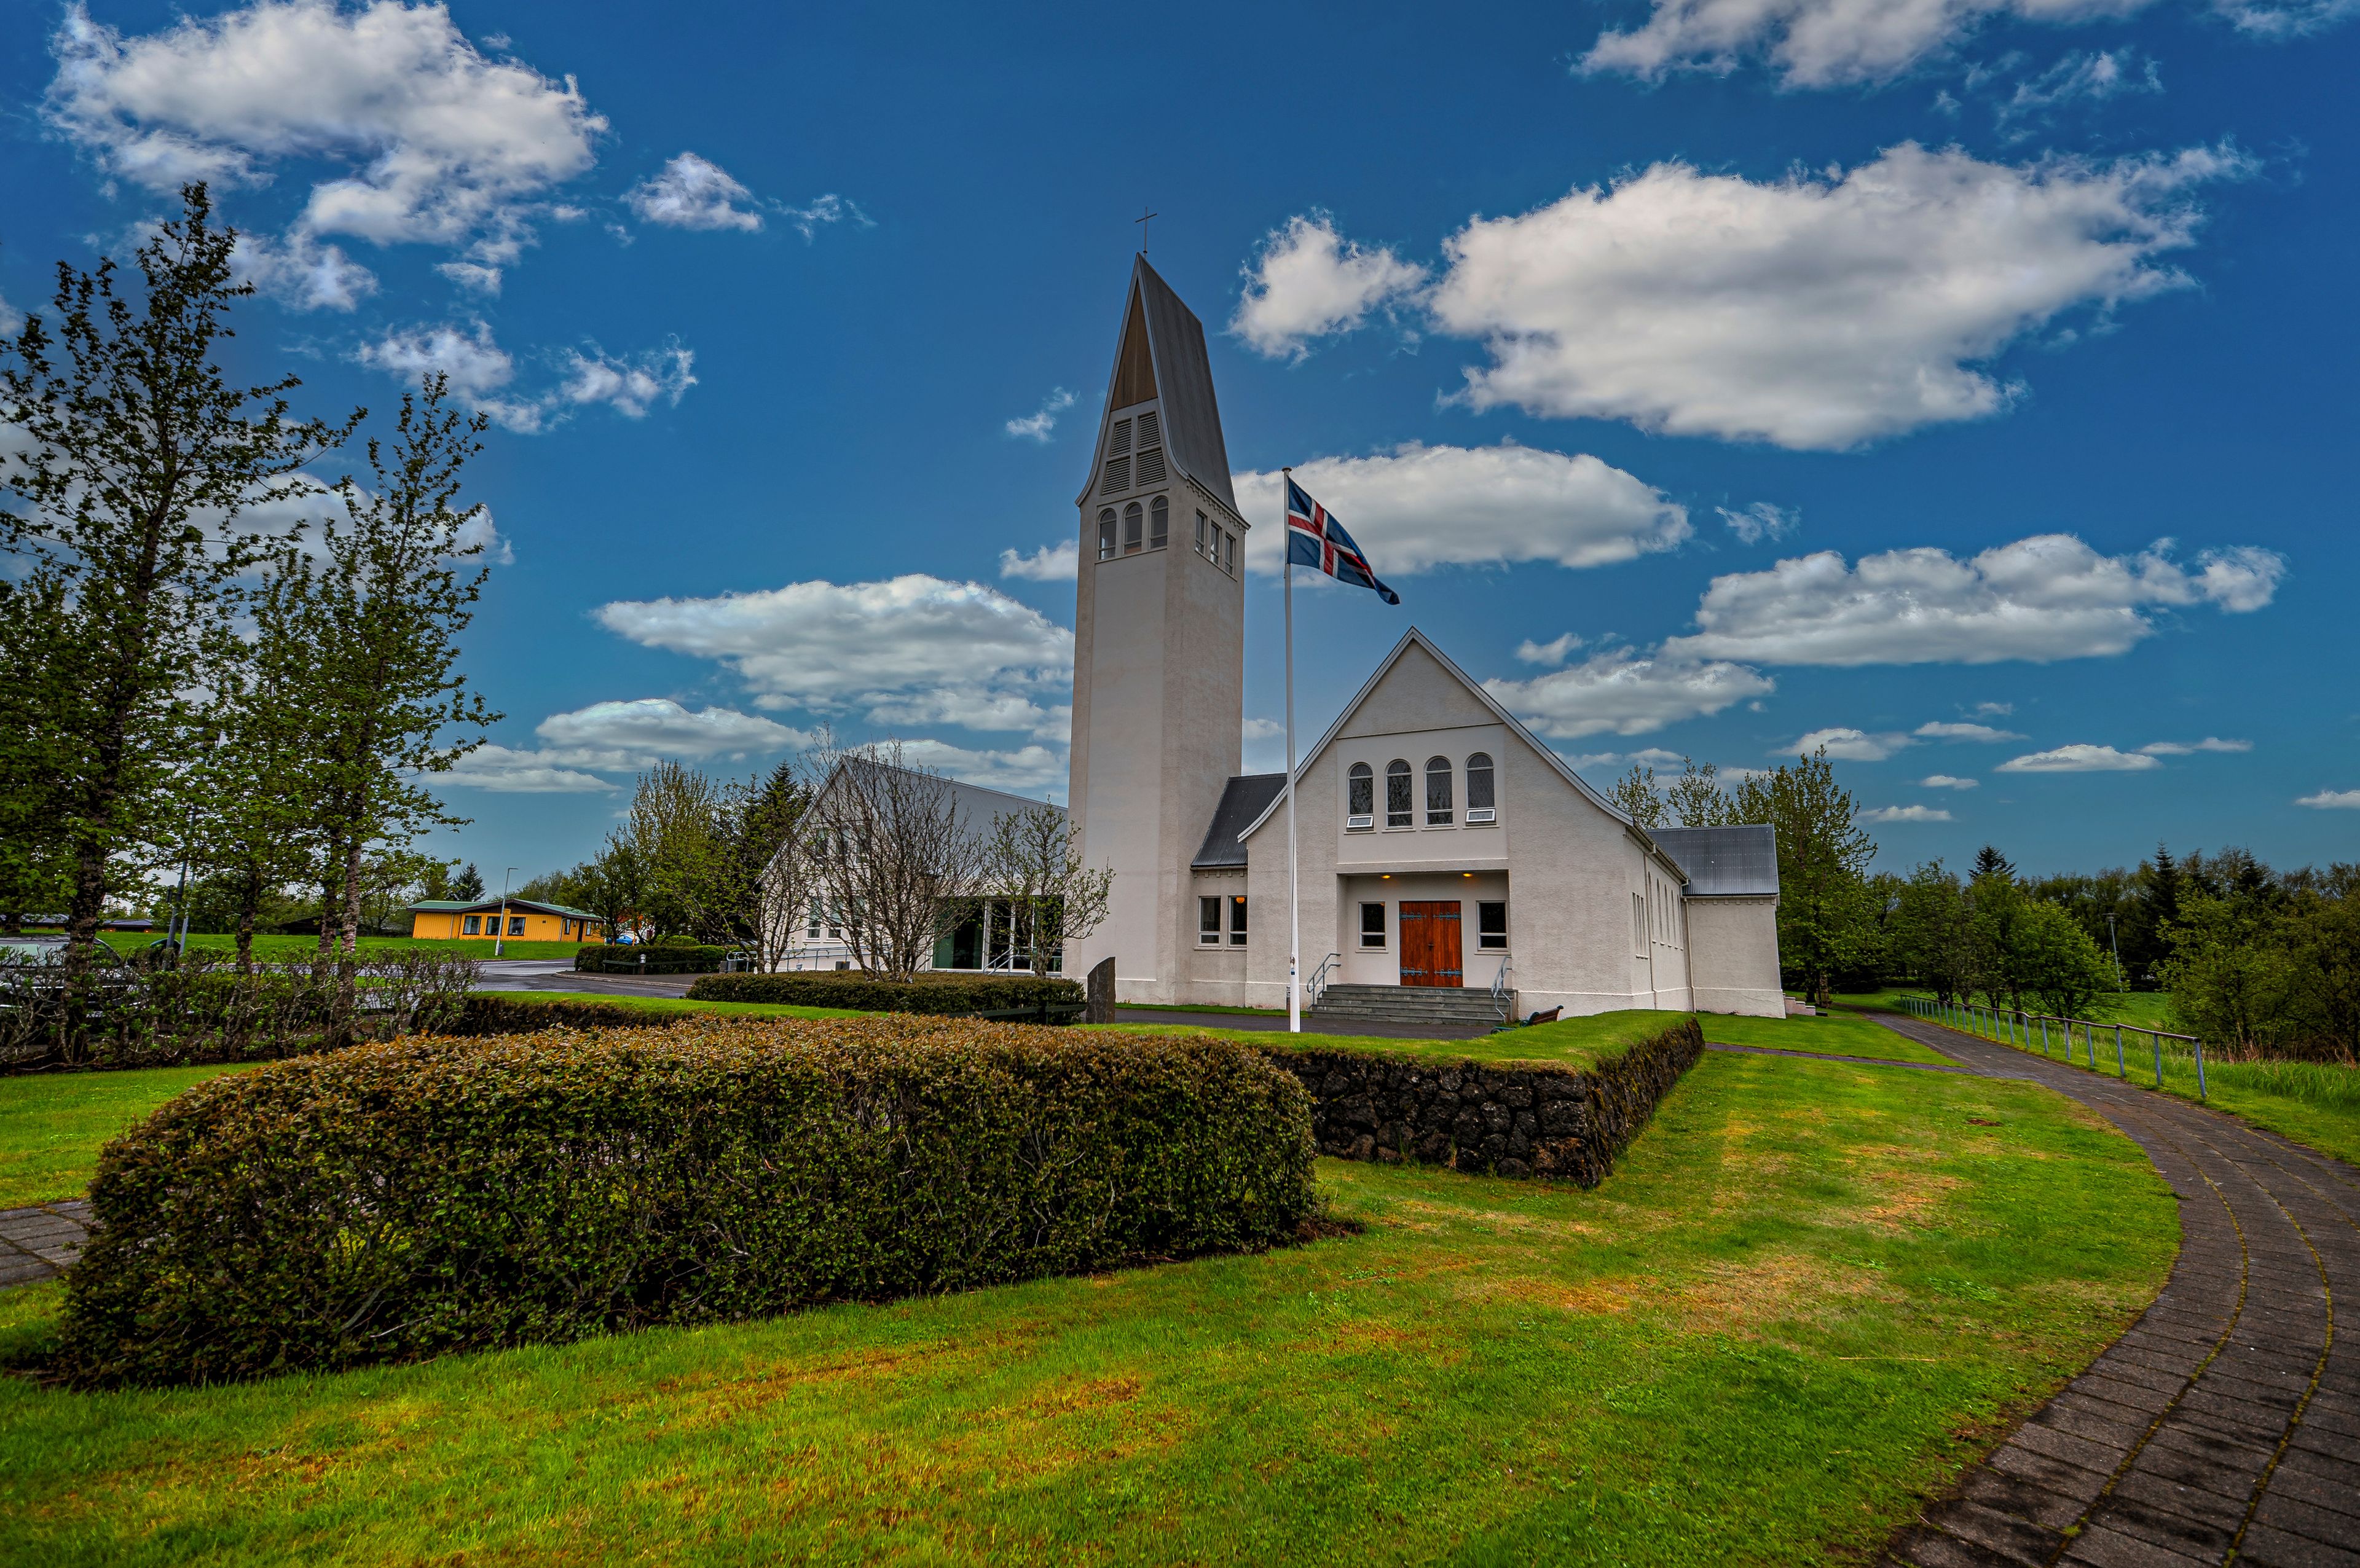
left=1682, top=896, right=1784, bottom=1017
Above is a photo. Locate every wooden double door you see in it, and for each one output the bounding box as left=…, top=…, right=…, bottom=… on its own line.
left=1397, top=901, right=1463, bottom=987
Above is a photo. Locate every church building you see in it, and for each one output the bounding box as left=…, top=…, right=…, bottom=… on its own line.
left=1060, top=256, right=1785, bottom=1021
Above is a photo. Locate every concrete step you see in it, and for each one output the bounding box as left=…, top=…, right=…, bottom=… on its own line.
left=1307, top=983, right=1511, bottom=1029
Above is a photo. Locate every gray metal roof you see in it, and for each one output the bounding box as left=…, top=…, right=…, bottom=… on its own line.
left=1192, top=773, right=1286, bottom=869
left=1135, top=257, right=1237, bottom=512
left=835, top=756, right=1061, bottom=836
left=1650, top=825, right=1780, bottom=896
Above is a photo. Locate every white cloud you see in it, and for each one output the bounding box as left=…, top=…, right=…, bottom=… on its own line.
left=1484, top=647, right=1775, bottom=739
left=1662, top=535, right=2286, bottom=667
left=2296, top=788, right=2360, bottom=809
left=627, top=152, right=761, bottom=232
left=1719, top=501, right=1798, bottom=545
left=355, top=323, right=694, bottom=431
left=1232, top=213, right=1427, bottom=358
left=232, top=229, right=377, bottom=311
left=999, top=541, right=1078, bottom=581
left=1234, top=444, right=1690, bottom=576
left=1516, top=632, right=1588, bottom=667
left=1581, top=0, right=2353, bottom=88
left=1998, top=743, right=2163, bottom=772
left=534, top=699, right=809, bottom=768
left=1973, top=701, right=2013, bottom=718
left=1921, top=774, right=1981, bottom=788
left=1997, top=51, right=2163, bottom=133
left=2138, top=737, right=2251, bottom=755
left=1792, top=726, right=1912, bottom=761
left=47, top=1, right=605, bottom=276
left=777, top=194, right=865, bottom=240
left=1916, top=720, right=2024, bottom=741
left=891, top=739, right=1068, bottom=794
left=596, top=574, right=1074, bottom=740
left=1005, top=387, right=1077, bottom=443
left=0, top=293, right=21, bottom=335
left=557, top=342, right=696, bottom=418
left=435, top=260, right=502, bottom=296
left=1863, top=804, right=1954, bottom=823
left=1565, top=745, right=1691, bottom=773
left=1422, top=143, right=2249, bottom=450
left=436, top=744, right=615, bottom=793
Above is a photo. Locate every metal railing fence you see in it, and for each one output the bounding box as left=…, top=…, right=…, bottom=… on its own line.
left=1900, top=995, right=2208, bottom=1101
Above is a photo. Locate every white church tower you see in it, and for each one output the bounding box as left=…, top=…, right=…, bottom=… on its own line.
left=1063, top=257, right=1250, bottom=1003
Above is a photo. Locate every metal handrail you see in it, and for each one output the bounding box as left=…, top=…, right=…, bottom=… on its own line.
left=1490, top=957, right=1515, bottom=1026
left=1900, top=994, right=2208, bottom=1101
left=1304, top=951, right=1342, bottom=1009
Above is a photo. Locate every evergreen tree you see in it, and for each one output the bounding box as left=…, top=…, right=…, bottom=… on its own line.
left=1970, top=844, right=2016, bottom=882
left=0, top=186, right=348, bottom=1027
left=451, top=862, right=485, bottom=901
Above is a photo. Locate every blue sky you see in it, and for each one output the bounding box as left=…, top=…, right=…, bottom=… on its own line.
left=4, top=0, right=2354, bottom=883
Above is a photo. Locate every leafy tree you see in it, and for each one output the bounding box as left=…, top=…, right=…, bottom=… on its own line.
left=1894, top=860, right=1973, bottom=1003
left=2163, top=894, right=2295, bottom=1052
left=0, top=571, right=76, bottom=930
left=1609, top=763, right=1666, bottom=829
left=1666, top=757, right=1735, bottom=827
left=0, top=186, right=348, bottom=1029
left=979, top=802, right=1115, bottom=978
left=620, top=761, right=738, bottom=942
left=2013, top=903, right=2116, bottom=1019
left=1733, top=747, right=1877, bottom=1007
left=296, top=378, right=499, bottom=997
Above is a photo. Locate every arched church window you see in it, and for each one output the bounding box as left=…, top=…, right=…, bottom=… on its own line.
left=1347, top=762, right=1373, bottom=826
left=1123, top=501, right=1143, bottom=553
left=1149, top=495, right=1169, bottom=549
left=1465, top=752, right=1495, bottom=822
left=1385, top=760, right=1412, bottom=828
left=1098, top=509, right=1117, bottom=561
left=1426, top=756, right=1453, bottom=825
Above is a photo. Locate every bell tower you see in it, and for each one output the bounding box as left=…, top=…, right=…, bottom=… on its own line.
left=1064, top=256, right=1248, bottom=1003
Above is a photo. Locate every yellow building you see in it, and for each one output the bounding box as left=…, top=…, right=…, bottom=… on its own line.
left=407, top=898, right=607, bottom=943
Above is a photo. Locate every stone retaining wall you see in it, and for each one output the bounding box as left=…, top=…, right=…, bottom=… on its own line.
left=1261, top=1017, right=1704, bottom=1187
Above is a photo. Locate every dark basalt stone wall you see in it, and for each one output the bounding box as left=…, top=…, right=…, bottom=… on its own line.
left=1261, top=1016, right=1704, bottom=1188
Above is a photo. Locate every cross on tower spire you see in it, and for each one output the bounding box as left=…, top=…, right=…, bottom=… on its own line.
left=1135, top=205, right=1157, bottom=253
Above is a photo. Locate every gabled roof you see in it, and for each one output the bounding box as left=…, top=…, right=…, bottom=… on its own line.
left=1647, top=826, right=1780, bottom=896
left=1192, top=774, right=1286, bottom=869
left=1076, top=255, right=1237, bottom=514
left=827, top=755, right=1061, bottom=836
left=1235, top=627, right=1688, bottom=879
left=409, top=898, right=604, bottom=920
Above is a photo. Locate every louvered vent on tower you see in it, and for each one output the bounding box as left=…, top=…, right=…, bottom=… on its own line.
left=1135, top=447, right=1166, bottom=485
left=1136, top=410, right=1161, bottom=449
left=1100, top=455, right=1131, bottom=495
left=1109, top=419, right=1132, bottom=457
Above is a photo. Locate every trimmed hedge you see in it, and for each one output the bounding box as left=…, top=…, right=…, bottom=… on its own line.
left=574, top=943, right=733, bottom=974
left=688, top=971, right=1084, bottom=1020
left=1267, top=1017, right=1705, bottom=1186
left=55, top=1017, right=1317, bottom=1387
left=452, top=994, right=679, bottom=1035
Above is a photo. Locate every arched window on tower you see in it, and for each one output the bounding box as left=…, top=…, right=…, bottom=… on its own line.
left=1123, top=501, right=1143, bottom=553
left=1465, top=752, right=1495, bottom=823
left=1149, top=495, right=1169, bottom=549
left=1385, top=760, right=1412, bottom=828
left=1097, top=509, right=1117, bottom=562
left=1347, top=762, right=1374, bottom=828
left=1426, top=756, right=1453, bottom=826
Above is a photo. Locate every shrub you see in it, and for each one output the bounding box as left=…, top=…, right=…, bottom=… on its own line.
left=452, top=994, right=680, bottom=1035
left=688, top=971, right=1083, bottom=1019
left=56, top=1017, right=1317, bottom=1387
left=574, top=943, right=733, bottom=974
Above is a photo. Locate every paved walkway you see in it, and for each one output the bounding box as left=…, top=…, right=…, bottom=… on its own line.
left=0, top=1199, right=91, bottom=1290
left=1870, top=1012, right=2359, bottom=1567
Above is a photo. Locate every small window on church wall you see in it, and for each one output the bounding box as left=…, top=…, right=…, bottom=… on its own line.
left=1466, top=752, right=1495, bottom=822
left=1195, top=511, right=1208, bottom=555
left=1426, top=756, right=1453, bottom=825
left=1222, top=529, right=1235, bottom=573
left=1199, top=896, right=1221, bottom=945
left=1477, top=902, right=1507, bottom=951
left=1149, top=496, right=1168, bottom=548
left=1360, top=902, right=1386, bottom=949
left=1347, top=762, right=1374, bottom=824
left=1385, top=760, right=1412, bottom=827
left=1229, top=895, right=1248, bottom=944
left=1109, top=418, right=1132, bottom=456
left=1098, top=509, right=1117, bottom=561
left=1123, top=501, right=1143, bottom=552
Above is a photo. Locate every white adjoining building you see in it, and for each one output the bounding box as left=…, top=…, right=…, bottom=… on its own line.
left=1057, top=256, right=1785, bottom=1021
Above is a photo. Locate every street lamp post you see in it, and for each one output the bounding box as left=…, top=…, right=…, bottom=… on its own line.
left=494, top=866, right=517, bottom=957
left=2106, top=911, right=2124, bottom=993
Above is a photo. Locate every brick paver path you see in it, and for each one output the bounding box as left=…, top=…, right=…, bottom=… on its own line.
left=0, top=1198, right=91, bottom=1290
left=1871, top=1011, right=2359, bottom=1567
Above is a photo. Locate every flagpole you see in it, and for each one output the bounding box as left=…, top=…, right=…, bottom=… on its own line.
left=1284, top=468, right=1300, bottom=1035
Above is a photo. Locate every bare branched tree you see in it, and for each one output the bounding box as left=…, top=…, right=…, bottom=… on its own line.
left=743, top=757, right=819, bottom=971
left=814, top=743, right=984, bottom=981
left=980, top=802, right=1113, bottom=977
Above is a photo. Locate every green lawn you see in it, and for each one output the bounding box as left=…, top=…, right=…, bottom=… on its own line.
left=0, top=1049, right=2174, bottom=1566
left=0, top=1065, right=257, bottom=1209
left=1833, top=989, right=2178, bottom=1030
left=1096, top=1008, right=1684, bottom=1072
left=1695, top=1011, right=1956, bottom=1067
left=177, top=933, right=593, bottom=961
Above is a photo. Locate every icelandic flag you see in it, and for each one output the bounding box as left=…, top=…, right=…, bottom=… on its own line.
left=1285, top=479, right=1400, bottom=605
